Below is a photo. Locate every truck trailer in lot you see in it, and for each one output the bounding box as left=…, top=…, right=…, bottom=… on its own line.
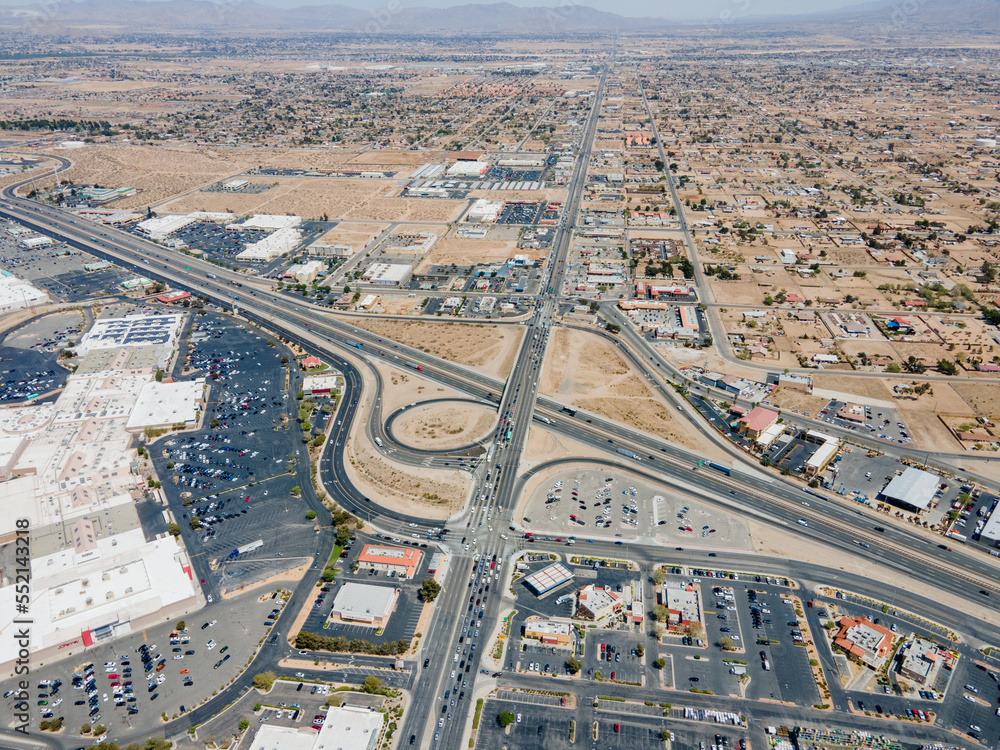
left=229, top=539, right=264, bottom=559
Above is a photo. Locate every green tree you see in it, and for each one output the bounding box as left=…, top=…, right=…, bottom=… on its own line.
left=420, top=578, right=442, bottom=602
left=189, top=516, right=201, bottom=530
left=239, top=719, right=249, bottom=731
left=167, top=523, right=181, bottom=537
left=253, top=671, right=276, bottom=691
left=335, top=525, right=351, bottom=546
left=885, top=362, right=901, bottom=373
left=719, top=636, right=736, bottom=651
left=652, top=604, right=670, bottom=622
left=653, top=657, right=666, bottom=669
left=291, top=485, right=302, bottom=496
left=176, top=620, right=185, bottom=631
left=306, top=510, right=317, bottom=520
left=635, top=643, right=644, bottom=657
left=362, top=676, right=383, bottom=694
left=498, top=711, right=516, bottom=727
left=652, top=569, right=666, bottom=585
left=565, top=657, right=582, bottom=674
left=155, top=369, right=164, bottom=382
left=937, top=358, right=958, bottom=376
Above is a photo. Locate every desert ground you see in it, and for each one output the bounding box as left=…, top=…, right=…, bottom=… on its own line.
left=374, top=362, right=470, bottom=414
left=341, top=318, right=524, bottom=380
left=315, top=222, right=389, bottom=252
left=392, top=400, right=496, bottom=451
left=540, top=327, right=729, bottom=457
left=32, top=144, right=253, bottom=209
left=157, top=175, right=465, bottom=222
left=747, top=518, right=996, bottom=624
left=415, top=236, right=532, bottom=273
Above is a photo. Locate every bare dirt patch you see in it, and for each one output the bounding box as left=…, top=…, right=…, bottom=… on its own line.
left=415, top=236, right=530, bottom=273
left=341, top=318, right=524, bottom=380
left=343, top=431, right=468, bottom=520
left=33, top=144, right=254, bottom=208
left=315, top=222, right=388, bottom=252
left=540, top=328, right=726, bottom=456
left=950, top=382, right=1000, bottom=420
left=747, top=518, right=996, bottom=624
left=393, top=401, right=496, bottom=451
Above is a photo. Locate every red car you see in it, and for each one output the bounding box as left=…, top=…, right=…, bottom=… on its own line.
left=614, top=723, right=620, bottom=733
left=108, top=673, right=119, bottom=679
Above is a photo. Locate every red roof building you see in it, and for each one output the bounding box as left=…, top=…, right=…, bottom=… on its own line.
left=738, top=406, right=779, bottom=439
left=357, top=544, right=422, bottom=579
left=833, top=616, right=895, bottom=669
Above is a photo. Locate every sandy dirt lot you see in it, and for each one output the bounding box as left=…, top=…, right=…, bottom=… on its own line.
left=765, top=386, right=829, bottom=416
left=812, top=375, right=896, bottom=404
left=392, top=401, right=496, bottom=450
left=343, top=428, right=469, bottom=521
left=416, top=236, right=536, bottom=273
left=345, top=150, right=452, bottom=166
left=951, top=382, right=1000, bottom=420
left=158, top=176, right=461, bottom=222
left=747, top=518, right=996, bottom=623
left=29, top=144, right=250, bottom=208
left=891, top=383, right=975, bottom=452
left=315, top=222, right=388, bottom=251
left=540, top=328, right=727, bottom=456
left=341, top=318, right=524, bottom=380
left=375, top=363, right=469, bottom=414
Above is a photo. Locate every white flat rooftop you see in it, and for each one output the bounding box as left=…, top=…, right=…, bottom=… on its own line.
left=126, top=379, right=205, bottom=430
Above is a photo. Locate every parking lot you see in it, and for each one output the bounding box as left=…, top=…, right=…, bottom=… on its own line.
left=583, top=630, right=646, bottom=685
left=151, top=313, right=319, bottom=595
left=0, top=591, right=277, bottom=740
left=498, top=202, right=545, bottom=225
left=520, top=469, right=752, bottom=550
left=947, top=662, right=1000, bottom=743
left=821, top=400, right=911, bottom=445
left=476, top=699, right=576, bottom=750
left=297, top=531, right=430, bottom=647
left=0, top=220, right=137, bottom=301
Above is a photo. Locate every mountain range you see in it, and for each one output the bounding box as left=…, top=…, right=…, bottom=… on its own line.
left=0, top=0, right=996, bottom=35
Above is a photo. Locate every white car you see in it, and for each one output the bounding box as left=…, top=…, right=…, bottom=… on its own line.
left=207, top=640, right=217, bottom=650
left=209, top=620, right=217, bottom=627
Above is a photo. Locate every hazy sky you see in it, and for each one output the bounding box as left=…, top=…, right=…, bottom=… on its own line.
left=335, top=0, right=872, bottom=18
left=0, top=0, right=875, bottom=20
left=252, top=0, right=872, bottom=17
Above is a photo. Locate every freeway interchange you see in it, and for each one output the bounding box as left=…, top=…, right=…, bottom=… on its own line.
left=2, top=64, right=1000, bottom=750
